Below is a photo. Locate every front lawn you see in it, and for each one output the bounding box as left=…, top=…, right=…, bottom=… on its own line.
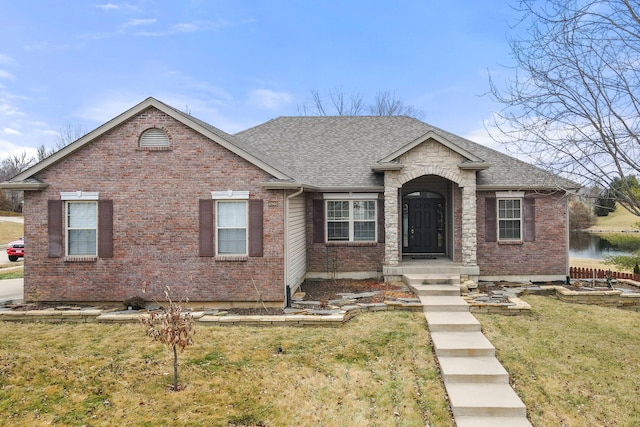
left=0, top=311, right=453, bottom=426
left=477, top=295, right=640, bottom=427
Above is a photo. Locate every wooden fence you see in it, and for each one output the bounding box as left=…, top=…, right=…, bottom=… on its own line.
left=569, top=266, right=640, bottom=282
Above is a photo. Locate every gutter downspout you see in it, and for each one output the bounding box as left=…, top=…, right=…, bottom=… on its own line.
left=284, top=185, right=305, bottom=307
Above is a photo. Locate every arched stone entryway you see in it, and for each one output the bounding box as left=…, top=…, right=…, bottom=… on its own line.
left=381, top=140, right=478, bottom=271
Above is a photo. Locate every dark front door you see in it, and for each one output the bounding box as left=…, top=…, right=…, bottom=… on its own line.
left=404, top=197, right=444, bottom=253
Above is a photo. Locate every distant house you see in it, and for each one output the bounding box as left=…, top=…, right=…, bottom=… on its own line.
left=1, top=97, right=579, bottom=305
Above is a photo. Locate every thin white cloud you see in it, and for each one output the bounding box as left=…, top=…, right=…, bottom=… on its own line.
left=247, top=89, right=292, bottom=110
left=0, top=70, right=15, bottom=80
left=95, top=3, right=120, bottom=11
left=123, top=18, right=156, bottom=28
left=136, top=19, right=228, bottom=37
left=95, top=3, right=140, bottom=12
left=0, top=103, right=24, bottom=117
left=0, top=138, right=38, bottom=161
left=0, top=54, right=14, bottom=65
left=3, top=128, right=20, bottom=135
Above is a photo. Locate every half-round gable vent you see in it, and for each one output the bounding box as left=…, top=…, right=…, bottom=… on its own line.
left=139, top=128, right=170, bottom=148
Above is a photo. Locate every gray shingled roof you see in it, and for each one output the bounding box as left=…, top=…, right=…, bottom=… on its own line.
left=235, top=116, right=578, bottom=190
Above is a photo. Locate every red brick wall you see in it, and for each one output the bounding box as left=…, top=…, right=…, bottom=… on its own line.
left=305, top=194, right=385, bottom=275
left=24, top=107, right=286, bottom=304
left=476, top=191, right=568, bottom=276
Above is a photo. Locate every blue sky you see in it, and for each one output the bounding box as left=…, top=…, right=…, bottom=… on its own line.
left=0, top=0, right=520, bottom=161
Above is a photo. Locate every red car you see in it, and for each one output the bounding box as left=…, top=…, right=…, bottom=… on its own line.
left=6, top=237, right=24, bottom=262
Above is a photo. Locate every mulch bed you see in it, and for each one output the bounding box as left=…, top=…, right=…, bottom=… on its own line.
left=224, top=279, right=415, bottom=315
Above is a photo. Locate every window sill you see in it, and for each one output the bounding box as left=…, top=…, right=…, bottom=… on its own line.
left=136, top=146, right=173, bottom=152
left=64, top=256, right=98, bottom=262
left=497, top=240, right=523, bottom=245
left=325, top=241, right=378, bottom=247
left=215, top=255, right=249, bottom=262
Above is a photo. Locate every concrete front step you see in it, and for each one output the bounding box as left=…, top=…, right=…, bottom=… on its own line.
left=411, top=284, right=460, bottom=297
left=430, top=331, right=495, bottom=357
left=425, top=311, right=481, bottom=332
left=454, top=416, right=532, bottom=427
left=438, top=356, right=509, bottom=383
left=403, top=273, right=460, bottom=286
left=419, top=295, right=470, bottom=312
left=446, top=383, right=528, bottom=417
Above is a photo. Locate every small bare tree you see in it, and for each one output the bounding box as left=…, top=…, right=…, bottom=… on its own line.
left=37, top=122, right=86, bottom=161
left=0, top=152, right=35, bottom=212
left=298, top=88, right=424, bottom=118
left=141, top=286, right=195, bottom=391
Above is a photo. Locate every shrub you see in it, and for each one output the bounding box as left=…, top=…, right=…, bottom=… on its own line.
left=594, top=195, right=616, bottom=216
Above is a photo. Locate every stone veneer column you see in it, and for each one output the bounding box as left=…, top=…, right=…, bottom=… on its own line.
left=461, top=184, right=477, bottom=265
left=384, top=181, right=400, bottom=266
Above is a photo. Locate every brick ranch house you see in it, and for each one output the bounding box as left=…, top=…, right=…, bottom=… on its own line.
left=1, top=97, right=579, bottom=306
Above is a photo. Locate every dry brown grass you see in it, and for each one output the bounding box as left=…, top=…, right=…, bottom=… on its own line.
left=588, top=205, right=640, bottom=231
left=477, top=295, right=640, bottom=427
left=0, top=312, right=453, bottom=426
left=0, top=221, right=23, bottom=245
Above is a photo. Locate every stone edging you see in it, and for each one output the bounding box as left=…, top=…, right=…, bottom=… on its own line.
left=0, top=300, right=423, bottom=326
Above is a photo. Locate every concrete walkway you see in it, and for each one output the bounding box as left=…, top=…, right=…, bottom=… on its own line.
left=405, top=273, right=532, bottom=427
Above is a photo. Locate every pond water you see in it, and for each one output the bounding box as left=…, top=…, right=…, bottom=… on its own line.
left=569, top=231, right=639, bottom=259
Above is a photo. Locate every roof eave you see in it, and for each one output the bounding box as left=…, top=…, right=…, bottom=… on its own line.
left=0, top=181, right=49, bottom=190
left=260, top=181, right=320, bottom=191
left=371, top=163, right=403, bottom=172
left=458, top=162, right=492, bottom=171
left=477, top=184, right=581, bottom=192
left=378, top=130, right=485, bottom=164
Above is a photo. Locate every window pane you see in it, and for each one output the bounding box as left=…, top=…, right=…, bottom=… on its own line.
left=218, top=201, right=246, bottom=227
left=327, top=201, right=349, bottom=220
left=218, top=229, right=247, bottom=254
left=327, top=222, right=349, bottom=241
left=353, top=201, right=375, bottom=220
left=354, top=221, right=375, bottom=241
left=68, top=202, right=96, bottom=228
left=68, top=229, right=97, bottom=255
left=499, top=220, right=521, bottom=239
left=498, top=199, right=521, bottom=219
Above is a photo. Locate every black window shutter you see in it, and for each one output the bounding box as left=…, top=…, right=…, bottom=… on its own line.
left=377, top=199, right=385, bottom=243
left=48, top=200, right=63, bottom=257
left=313, top=199, right=325, bottom=243
left=249, top=199, right=263, bottom=257
left=485, top=197, right=497, bottom=242
left=199, top=199, right=215, bottom=257
left=523, top=197, right=536, bottom=242
left=98, top=200, right=114, bottom=258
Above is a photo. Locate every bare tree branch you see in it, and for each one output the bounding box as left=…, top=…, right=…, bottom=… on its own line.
left=489, top=0, right=640, bottom=215
left=298, top=88, right=424, bottom=118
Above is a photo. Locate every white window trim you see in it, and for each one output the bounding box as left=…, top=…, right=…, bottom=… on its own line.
left=323, top=192, right=378, bottom=200
left=495, top=191, right=525, bottom=198
left=326, top=199, right=377, bottom=242
left=496, top=197, right=523, bottom=241
left=65, top=200, right=99, bottom=257
left=212, top=190, right=250, bottom=200
left=215, top=199, right=248, bottom=256
left=60, top=191, right=99, bottom=201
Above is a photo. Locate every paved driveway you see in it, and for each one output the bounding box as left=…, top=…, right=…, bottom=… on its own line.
left=0, top=278, right=23, bottom=302
left=0, top=216, right=24, bottom=224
